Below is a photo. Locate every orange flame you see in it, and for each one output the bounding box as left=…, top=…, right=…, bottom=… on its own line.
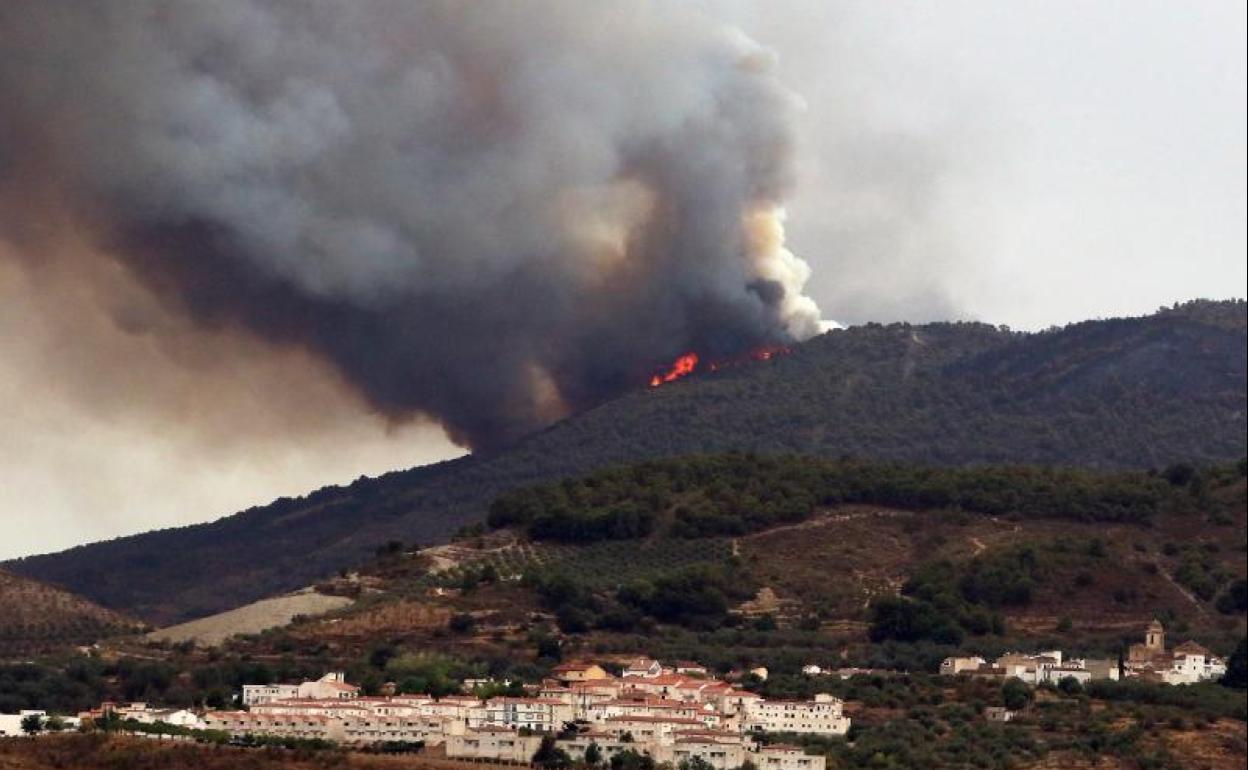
left=648, top=344, right=791, bottom=387
left=650, top=352, right=699, bottom=387
left=749, top=343, right=791, bottom=361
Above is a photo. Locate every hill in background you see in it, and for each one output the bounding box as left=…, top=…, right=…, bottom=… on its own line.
left=0, top=570, right=141, bottom=658
left=7, top=299, right=1246, bottom=624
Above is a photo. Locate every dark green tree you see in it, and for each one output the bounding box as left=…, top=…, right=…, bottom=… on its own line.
left=679, top=757, right=715, bottom=770
left=1001, top=678, right=1032, bottom=711
left=610, top=749, right=655, bottom=770
left=1222, top=638, right=1247, bottom=689
left=533, top=735, right=572, bottom=769
left=1057, top=676, right=1084, bottom=695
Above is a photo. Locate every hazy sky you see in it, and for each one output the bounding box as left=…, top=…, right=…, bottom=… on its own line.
left=1, top=1, right=1244, bottom=560
left=729, top=0, right=1247, bottom=327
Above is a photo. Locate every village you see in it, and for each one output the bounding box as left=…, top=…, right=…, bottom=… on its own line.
left=2, top=620, right=1231, bottom=766
left=939, top=620, right=1228, bottom=692
left=3, top=658, right=849, bottom=769
left=209, top=659, right=846, bottom=770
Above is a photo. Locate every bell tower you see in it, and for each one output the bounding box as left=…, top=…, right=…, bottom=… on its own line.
left=1145, top=619, right=1164, bottom=651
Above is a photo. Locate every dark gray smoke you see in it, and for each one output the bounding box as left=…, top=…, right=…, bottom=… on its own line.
left=0, top=1, right=821, bottom=448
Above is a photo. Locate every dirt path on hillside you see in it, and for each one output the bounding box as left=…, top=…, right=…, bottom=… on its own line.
left=741, top=508, right=909, bottom=539
left=1155, top=564, right=1209, bottom=617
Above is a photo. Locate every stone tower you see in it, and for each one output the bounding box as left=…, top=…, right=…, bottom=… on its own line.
left=1145, top=619, right=1165, bottom=651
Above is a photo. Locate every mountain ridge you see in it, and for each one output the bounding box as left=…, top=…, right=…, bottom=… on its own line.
left=7, top=299, right=1246, bottom=624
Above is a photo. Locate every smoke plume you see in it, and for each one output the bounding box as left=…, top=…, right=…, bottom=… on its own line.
left=0, top=1, right=821, bottom=449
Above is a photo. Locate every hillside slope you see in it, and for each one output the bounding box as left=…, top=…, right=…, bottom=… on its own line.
left=8, top=300, right=1246, bottom=624
left=245, top=456, right=1248, bottom=670
left=0, top=570, right=141, bottom=658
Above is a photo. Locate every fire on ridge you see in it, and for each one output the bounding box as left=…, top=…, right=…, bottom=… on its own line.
left=648, top=345, right=792, bottom=388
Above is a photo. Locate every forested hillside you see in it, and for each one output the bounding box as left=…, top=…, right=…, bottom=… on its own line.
left=218, top=454, right=1246, bottom=683
left=8, top=300, right=1246, bottom=624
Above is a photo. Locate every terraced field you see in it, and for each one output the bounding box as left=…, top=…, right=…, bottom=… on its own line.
left=432, top=537, right=735, bottom=590
left=0, top=570, right=141, bottom=657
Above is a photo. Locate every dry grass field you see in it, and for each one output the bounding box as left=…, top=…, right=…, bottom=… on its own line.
left=146, top=589, right=353, bottom=647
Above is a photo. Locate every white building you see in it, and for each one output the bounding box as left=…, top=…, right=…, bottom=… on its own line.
left=205, top=711, right=344, bottom=742
left=130, top=708, right=205, bottom=729
left=558, top=731, right=644, bottom=763
left=298, top=672, right=360, bottom=700
left=755, top=743, right=826, bottom=770
left=742, top=694, right=849, bottom=736
left=1125, top=622, right=1228, bottom=685
left=1162, top=641, right=1227, bottom=685
left=446, top=726, right=543, bottom=762
left=241, top=684, right=300, bottom=707
left=939, top=657, right=987, bottom=677
left=483, top=697, right=572, bottom=731
left=242, top=672, right=358, bottom=706
left=670, top=731, right=750, bottom=770
left=994, top=652, right=1063, bottom=685
left=0, top=710, right=45, bottom=737
left=1042, top=666, right=1093, bottom=687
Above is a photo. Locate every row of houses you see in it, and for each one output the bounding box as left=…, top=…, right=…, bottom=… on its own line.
left=77, top=701, right=205, bottom=729
left=204, top=660, right=848, bottom=769
left=461, top=726, right=822, bottom=770
left=940, top=648, right=1120, bottom=686
left=940, top=620, right=1228, bottom=687
left=0, top=710, right=82, bottom=736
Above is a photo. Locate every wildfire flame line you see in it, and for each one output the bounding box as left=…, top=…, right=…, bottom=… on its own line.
left=649, top=344, right=792, bottom=387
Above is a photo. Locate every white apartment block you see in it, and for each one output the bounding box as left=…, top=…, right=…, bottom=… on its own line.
left=559, top=731, right=825, bottom=770
left=742, top=694, right=849, bottom=736
left=589, top=697, right=710, bottom=724
left=602, top=715, right=708, bottom=743
left=558, top=731, right=644, bottom=762
left=205, top=711, right=344, bottom=742
left=483, top=697, right=573, bottom=731
left=755, top=743, right=827, bottom=770
left=669, top=731, right=750, bottom=770
left=241, top=684, right=300, bottom=707
left=446, top=726, right=543, bottom=762
left=339, top=715, right=462, bottom=745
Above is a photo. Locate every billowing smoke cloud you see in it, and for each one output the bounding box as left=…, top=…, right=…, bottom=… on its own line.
left=0, top=1, right=821, bottom=449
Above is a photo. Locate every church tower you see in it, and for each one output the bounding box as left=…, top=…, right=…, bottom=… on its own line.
left=1145, top=619, right=1165, bottom=651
